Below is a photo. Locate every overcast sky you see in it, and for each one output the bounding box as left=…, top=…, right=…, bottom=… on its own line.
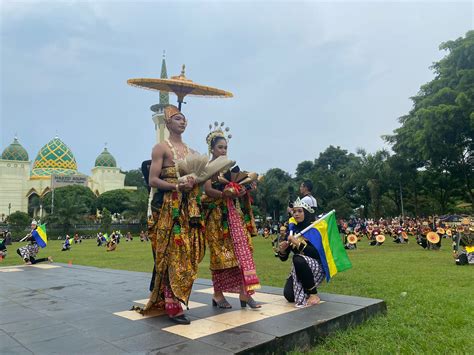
left=1, top=0, right=472, bottom=176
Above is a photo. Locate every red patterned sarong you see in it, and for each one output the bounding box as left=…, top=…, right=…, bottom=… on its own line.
left=164, top=284, right=183, bottom=317
left=212, top=267, right=242, bottom=293
left=226, top=183, right=261, bottom=294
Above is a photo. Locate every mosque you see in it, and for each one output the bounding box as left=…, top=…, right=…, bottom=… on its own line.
left=0, top=136, right=130, bottom=220
left=0, top=54, right=171, bottom=221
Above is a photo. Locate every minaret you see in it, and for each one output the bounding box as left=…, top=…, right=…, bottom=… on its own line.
left=151, top=51, right=170, bottom=143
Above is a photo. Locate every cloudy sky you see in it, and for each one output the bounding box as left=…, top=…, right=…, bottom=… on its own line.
left=1, top=0, right=472, bottom=176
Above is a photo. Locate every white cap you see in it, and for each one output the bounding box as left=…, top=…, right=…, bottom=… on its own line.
left=31, top=220, right=38, bottom=225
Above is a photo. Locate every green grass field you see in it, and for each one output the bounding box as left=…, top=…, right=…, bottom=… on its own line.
left=2, top=236, right=472, bottom=353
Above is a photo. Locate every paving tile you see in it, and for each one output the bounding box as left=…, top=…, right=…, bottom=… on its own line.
left=0, top=268, right=23, bottom=272
left=198, top=327, right=275, bottom=353
left=24, top=331, right=118, bottom=355
left=72, top=314, right=157, bottom=342
left=0, top=306, right=45, bottom=325
left=0, top=316, right=64, bottom=334
left=8, top=323, right=77, bottom=345
left=30, top=264, right=61, bottom=270
left=151, top=339, right=233, bottom=354
left=113, top=329, right=185, bottom=352
left=36, top=305, right=111, bottom=322
left=241, top=314, right=315, bottom=338
left=2, top=346, right=34, bottom=355
left=75, top=342, right=131, bottom=355
left=0, top=331, right=23, bottom=349
left=319, top=292, right=384, bottom=306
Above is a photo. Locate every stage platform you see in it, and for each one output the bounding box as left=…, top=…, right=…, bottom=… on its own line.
left=1, top=263, right=386, bottom=354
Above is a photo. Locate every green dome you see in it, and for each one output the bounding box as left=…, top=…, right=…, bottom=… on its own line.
left=1, top=137, right=29, bottom=161
left=95, top=147, right=117, bottom=167
left=31, top=137, right=78, bottom=179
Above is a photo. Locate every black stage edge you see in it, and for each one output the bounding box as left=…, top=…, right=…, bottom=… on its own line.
left=0, top=264, right=386, bottom=354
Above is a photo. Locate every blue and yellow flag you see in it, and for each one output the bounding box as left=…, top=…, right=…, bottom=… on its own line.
left=299, top=211, right=352, bottom=282
left=32, top=224, right=48, bottom=248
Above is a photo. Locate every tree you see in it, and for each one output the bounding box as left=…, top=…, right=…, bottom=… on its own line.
left=255, top=168, right=295, bottom=222
left=308, top=146, right=360, bottom=216
left=122, top=188, right=148, bottom=223
left=386, top=31, right=474, bottom=204
left=295, top=160, right=314, bottom=179
left=6, top=211, right=30, bottom=236
left=97, top=189, right=133, bottom=214
left=44, top=194, right=89, bottom=234
left=124, top=169, right=147, bottom=188
left=101, top=208, right=112, bottom=233
left=42, top=185, right=97, bottom=215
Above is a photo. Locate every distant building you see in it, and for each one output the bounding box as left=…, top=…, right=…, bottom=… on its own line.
left=0, top=136, right=134, bottom=220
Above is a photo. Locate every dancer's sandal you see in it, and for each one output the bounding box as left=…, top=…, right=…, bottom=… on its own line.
left=240, top=297, right=262, bottom=309
left=169, top=314, right=191, bottom=325
left=212, top=298, right=232, bottom=309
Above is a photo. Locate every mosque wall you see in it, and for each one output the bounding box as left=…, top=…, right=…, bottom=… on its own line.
left=0, top=160, right=30, bottom=217
left=89, top=167, right=128, bottom=195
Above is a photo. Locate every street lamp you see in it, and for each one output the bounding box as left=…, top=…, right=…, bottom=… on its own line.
left=8, top=203, right=11, bottom=217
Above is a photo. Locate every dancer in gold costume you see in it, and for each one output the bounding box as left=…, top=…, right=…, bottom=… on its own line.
left=134, top=105, right=205, bottom=325
left=203, top=123, right=261, bottom=309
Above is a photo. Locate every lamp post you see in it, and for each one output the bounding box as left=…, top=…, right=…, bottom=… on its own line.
left=8, top=203, right=11, bottom=217
left=399, top=179, right=405, bottom=220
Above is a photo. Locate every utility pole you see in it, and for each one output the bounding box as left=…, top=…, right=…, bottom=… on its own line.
left=399, top=180, right=405, bottom=220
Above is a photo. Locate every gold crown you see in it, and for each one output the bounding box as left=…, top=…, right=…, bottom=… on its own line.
left=164, top=105, right=183, bottom=123
left=206, top=121, right=232, bottom=152
left=293, top=197, right=315, bottom=214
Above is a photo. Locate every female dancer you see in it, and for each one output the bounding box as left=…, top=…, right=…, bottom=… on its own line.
left=278, top=198, right=324, bottom=307
left=203, top=123, right=261, bottom=309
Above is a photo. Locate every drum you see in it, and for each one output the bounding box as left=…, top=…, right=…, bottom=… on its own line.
left=427, top=231, right=440, bottom=244
left=347, top=234, right=358, bottom=244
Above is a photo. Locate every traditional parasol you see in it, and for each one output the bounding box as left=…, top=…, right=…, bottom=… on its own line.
left=347, top=234, right=358, bottom=244
left=127, top=65, right=233, bottom=110
left=436, top=227, right=445, bottom=235
left=376, top=234, right=385, bottom=243
left=427, top=231, right=440, bottom=244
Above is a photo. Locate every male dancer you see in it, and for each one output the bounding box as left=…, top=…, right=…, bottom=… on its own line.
left=135, top=105, right=205, bottom=325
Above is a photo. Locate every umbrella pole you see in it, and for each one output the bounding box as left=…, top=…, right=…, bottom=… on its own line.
left=177, top=94, right=185, bottom=111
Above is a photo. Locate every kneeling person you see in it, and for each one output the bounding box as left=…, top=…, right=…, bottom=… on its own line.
left=278, top=199, right=324, bottom=307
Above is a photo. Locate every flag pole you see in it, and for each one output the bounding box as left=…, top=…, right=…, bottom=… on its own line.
left=293, top=210, right=336, bottom=238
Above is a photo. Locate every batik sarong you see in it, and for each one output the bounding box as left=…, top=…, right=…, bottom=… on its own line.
left=290, top=255, right=325, bottom=307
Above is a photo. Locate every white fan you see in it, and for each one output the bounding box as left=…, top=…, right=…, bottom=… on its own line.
left=174, top=153, right=235, bottom=184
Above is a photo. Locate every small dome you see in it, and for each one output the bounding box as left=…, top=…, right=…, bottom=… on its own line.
left=95, top=147, right=117, bottom=167
left=1, top=137, right=29, bottom=161
left=31, top=137, right=78, bottom=179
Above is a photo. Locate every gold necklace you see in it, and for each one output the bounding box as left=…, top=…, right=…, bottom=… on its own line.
left=166, top=139, right=189, bottom=178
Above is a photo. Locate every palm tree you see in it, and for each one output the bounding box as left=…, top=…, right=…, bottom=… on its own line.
left=45, top=194, right=88, bottom=235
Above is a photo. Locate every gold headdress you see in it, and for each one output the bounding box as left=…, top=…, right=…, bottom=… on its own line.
left=293, top=197, right=315, bottom=214
left=206, top=121, right=232, bottom=153
left=164, top=105, right=183, bottom=123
